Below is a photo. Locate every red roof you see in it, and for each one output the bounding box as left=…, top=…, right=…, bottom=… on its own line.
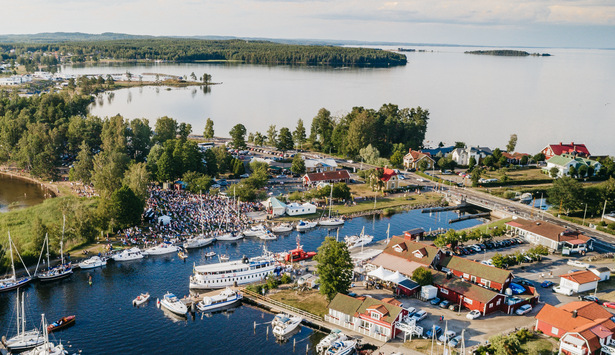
left=548, top=142, right=590, bottom=157
left=380, top=168, right=397, bottom=182
left=304, top=170, right=350, bottom=182
left=560, top=270, right=601, bottom=285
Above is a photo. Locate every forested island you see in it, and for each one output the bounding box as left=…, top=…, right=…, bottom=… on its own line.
left=465, top=50, right=551, bottom=57
left=0, top=38, right=407, bottom=68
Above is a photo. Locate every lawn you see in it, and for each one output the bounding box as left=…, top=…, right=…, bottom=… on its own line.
left=268, top=288, right=330, bottom=317
left=520, top=337, right=558, bottom=355
left=481, top=167, right=551, bottom=182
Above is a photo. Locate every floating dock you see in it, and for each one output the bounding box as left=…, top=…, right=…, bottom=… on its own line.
left=448, top=212, right=490, bottom=223
left=422, top=204, right=466, bottom=213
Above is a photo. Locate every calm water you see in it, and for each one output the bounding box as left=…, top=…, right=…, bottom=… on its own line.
left=0, top=174, right=49, bottom=213
left=63, top=46, right=615, bottom=155
left=0, top=209, right=481, bottom=354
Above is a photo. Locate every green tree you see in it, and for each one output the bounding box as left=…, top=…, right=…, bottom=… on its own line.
left=533, top=152, right=545, bottom=163
left=332, top=182, right=351, bottom=200
left=229, top=124, right=247, bottom=149
left=128, top=118, right=152, bottom=162
left=468, top=156, right=476, bottom=171
left=359, top=144, right=380, bottom=165
left=182, top=171, right=213, bottom=193
left=291, top=154, right=306, bottom=175
left=491, top=253, right=505, bottom=268
left=203, top=118, right=215, bottom=139
left=178, top=122, right=192, bottom=140
left=520, top=155, right=529, bottom=165
left=310, top=108, right=334, bottom=152
left=550, top=167, right=559, bottom=178
left=547, top=176, right=584, bottom=213
left=108, top=186, right=143, bottom=230
left=267, top=125, right=278, bottom=147
left=390, top=150, right=404, bottom=168
left=506, top=134, right=518, bottom=153
left=253, top=132, right=265, bottom=146
left=293, top=118, right=307, bottom=148
left=71, top=141, right=93, bottom=183
left=314, top=237, right=353, bottom=301
left=122, top=162, right=150, bottom=203
left=92, top=151, right=129, bottom=198
left=412, top=267, right=433, bottom=286
left=153, top=116, right=178, bottom=145
left=276, top=127, right=294, bottom=152
left=489, top=333, right=521, bottom=355
left=578, top=164, right=588, bottom=178
left=418, top=159, right=429, bottom=172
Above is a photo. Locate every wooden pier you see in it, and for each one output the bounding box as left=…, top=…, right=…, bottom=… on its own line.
left=448, top=212, right=490, bottom=224
left=421, top=204, right=466, bottom=213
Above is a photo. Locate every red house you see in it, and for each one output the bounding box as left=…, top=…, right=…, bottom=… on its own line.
left=432, top=271, right=506, bottom=315
left=542, top=142, right=591, bottom=159
left=302, top=170, right=350, bottom=187
left=438, top=255, right=513, bottom=293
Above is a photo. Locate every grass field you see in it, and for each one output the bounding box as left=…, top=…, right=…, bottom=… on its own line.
left=268, top=288, right=329, bottom=317
left=481, top=167, right=551, bottom=181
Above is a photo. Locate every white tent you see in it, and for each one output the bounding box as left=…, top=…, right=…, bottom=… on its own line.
left=384, top=271, right=408, bottom=284
left=367, top=266, right=393, bottom=281
left=157, top=215, right=171, bottom=225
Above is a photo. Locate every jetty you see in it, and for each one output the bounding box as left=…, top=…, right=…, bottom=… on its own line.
left=449, top=212, right=490, bottom=224
left=421, top=204, right=466, bottom=213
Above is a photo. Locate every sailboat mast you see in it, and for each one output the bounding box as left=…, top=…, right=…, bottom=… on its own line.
left=21, top=291, right=25, bottom=336
left=328, top=186, right=333, bottom=218
left=8, top=232, right=15, bottom=280
left=61, top=214, right=65, bottom=265
left=45, top=233, right=50, bottom=268
left=16, top=288, right=20, bottom=335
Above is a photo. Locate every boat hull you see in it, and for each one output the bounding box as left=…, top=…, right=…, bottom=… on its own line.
left=38, top=269, right=73, bottom=282
left=6, top=330, right=45, bottom=351
left=197, top=294, right=242, bottom=312
left=183, top=238, right=214, bottom=249
left=0, top=277, right=32, bottom=292
left=47, top=315, right=75, bottom=333
left=77, top=257, right=107, bottom=269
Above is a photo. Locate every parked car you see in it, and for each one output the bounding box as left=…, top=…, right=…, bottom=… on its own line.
left=480, top=259, right=494, bottom=267
left=553, top=286, right=574, bottom=296
left=439, top=300, right=450, bottom=309
left=449, top=335, right=463, bottom=348
left=438, top=330, right=456, bottom=344
left=603, top=302, right=615, bottom=310
left=430, top=297, right=441, bottom=306
left=471, top=244, right=482, bottom=252
left=425, top=325, right=443, bottom=339
left=518, top=280, right=534, bottom=287
left=579, top=295, right=601, bottom=304
left=540, top=280, right=554, bottom=288
left=466, top=310, right=481, bottom=319
left=411, top=309, right=427, bottom=322
left=515, top=304, right=533, bottom=315
left=449, top=304, right=462, bottom=312
left=406, top=307, right=417, bottom=316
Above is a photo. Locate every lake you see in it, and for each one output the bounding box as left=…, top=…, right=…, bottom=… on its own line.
left=62, top=46, right=615, bottom=156
left=0, top=208, right=482, bottom=354
left=0, top=173, right=50, bottom=213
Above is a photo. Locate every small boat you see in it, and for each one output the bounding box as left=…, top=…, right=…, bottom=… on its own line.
left=205, top=251, right=216, bottom=257
left=296, top=220, right=317, bottom=231
left=219, top=254, right=230, bottom=262
left=178, top=249, right=188, bottom=260
left=133, top=292, right=150, bottom=306
left=257, top=231, right=277, bottom=240
left=47, top=315, right=75, bottom=333
left=143, top=243, right=179, bottom=256
left=316, top=329, right=347, bottom=353
left=271, top=313, right=302, bottom=337
left=284, top=238, right=317, bottom=263
left=183, top=235, right=215, bottom=249
left=158, top=292, right=188, bottom=316
left=326, top=340, right=356, bottom=355
left=319, top=217, right=345, bottom=227
left=216, top=232, right=244, bottom=241
left=36, top=232, right=73, bottom=282
left=345, top=227, right=374, bottom=250
left=196, top=288, right=243, bottom=312
left=243, top=224, right=269, bottom=237
left=77, top=255, right=107, bottom=269
left=112, top=247, right=144, bottom=261
left=22, top=314, right=67, bottom=355
left=271, top=223, right=293, bottom=233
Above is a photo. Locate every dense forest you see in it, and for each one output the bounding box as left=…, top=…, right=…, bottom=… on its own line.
left=0, top=38, right=407, bottom=67
left=465, top=50, right=551, bottom=57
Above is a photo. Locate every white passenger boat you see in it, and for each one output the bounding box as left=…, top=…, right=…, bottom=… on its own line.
left=112, top=247, right=144, bottom=261
left=77, top=255, right=107, bottom=269
left=326, top=340, right=356, bottom=355
left=345, top=228, right=374, bottom=250
left=183, top=235, right=215, bottom=249
left=196, top=287, right=243, bottom=312
left=271, top=223, right=293, bottom=233
left=22, top=314, right=67, bottom=355
left=216, top=232, right=244, bottom=241
left=6, top=289, right=45, bottom=351
left=132, top=292, right=150, bottom=306
left=143, top=243, right=179, bottom=256
left=158, top=292, right=188, bottom=316
left=243, top=224, right=269, bottom=237
left=296, top=220, right=317, bottom=231
left=316, top=329, right=347, bottom=353
left=271, top=313, right=302, bottom=337
left=189, top=249, right=278, bottom=290
left=0, top=232, right=33, bottom=293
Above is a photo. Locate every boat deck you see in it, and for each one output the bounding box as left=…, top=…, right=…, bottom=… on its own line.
left=182, top=286, right=244, bottom=308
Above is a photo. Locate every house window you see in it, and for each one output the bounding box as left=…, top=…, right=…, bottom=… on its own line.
left=440, top=288, right=449, bottom=295
left=489, top=303, right=493, bottom=308
left=465, top=298, right=473, bottom=305
left=496, top=299, right=501, bottom=306
left=471, top=276, right=477, bottom=283
left=552, top=327, right=559, bottom=336
left=482, top=280, right=491, bottom=288
left=371, top=312, right=380, bottom=320
left=463, top=273, right=470, bottom=279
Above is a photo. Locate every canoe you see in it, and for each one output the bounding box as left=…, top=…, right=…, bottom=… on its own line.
left=47, top=315, right=75, bottom=333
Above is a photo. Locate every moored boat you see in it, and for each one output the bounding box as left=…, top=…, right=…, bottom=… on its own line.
left=196, top=287, right=243, bottom=312
left=77, top=255, right=107, bottom=269
left=296, top=220, right=317, bottom=231
left=345, top=227, right=374, bottom=250
left=205, top=251, right=216, bottom=258
left=143, top=243, right=179, bottom=256
left=133, top=292, right=150, bottom=306
left=158, top=292, right=188, bottom=316
left=35, top=221, right=73, bottom=282
left=219, top=254, right=230, bottom=262
left=6, top=289, right=45, bottom=351
left=326, top=340, right=356, bottom=355
left=216, top=232, right=244, bottom=241
left=271, top=223, right=293, bottom=233
left=22, top=314, right=67, bottom=355
left=112, top=247, right=144, bottom=261
left=243, top=224, right=269, bottom=237
left=0, top=232, right=33, bottom=293
left=316, top=329, right=347, bottom=353
left=47, top=315, right=75, bottom=333
left=257, top=231, right=277, bottom=240
left=271, top=313, right=302, bottom=337
left=284, top=238, right=317, bottom=263
left=183, top=235, right=215, bottom=249
left=318, top=217, right=345, bottom=227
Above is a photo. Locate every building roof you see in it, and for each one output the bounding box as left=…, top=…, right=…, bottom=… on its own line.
left=546, top=142, right=591, bottom=157
left=304, top=158, right=338, bottom=169
left=328, top=293, right=363, bottom=316
left=536, top=304, right=595, bottom=333
left=304, top=170, right=350, bottom=182
left=506, top=219, right=591, bottom=244
left=560, top=270, right=601, bottom=285
left=420, top=146, right=455, bottom=157
left=370, top=253, right=426, bottom=277
left=546, top=154, right=600, bottom=169
left=403, top=149, right=435, bottom=163
left=382, top=237, right=441, bottom=266
left=380, top=168, right=397, bottom=182
left=432, top=271, right=502, bottom=304
left=438, top=255, right=512, bottom=285
left=559, top=302, right=614, bottom=320
left=502, top=152, right=529, bottom=160
left=355, top=296, right=404, bottom=324
left=536, top=301, right=615, bottom=341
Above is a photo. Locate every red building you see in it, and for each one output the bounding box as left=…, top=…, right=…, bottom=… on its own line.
left=432, top=272, right=506, bottom=315
left=302, top=170, right=350, bottom=187
left=438, top=255, right=513, bottom=293
left=542, top=142, right=591, bottom=159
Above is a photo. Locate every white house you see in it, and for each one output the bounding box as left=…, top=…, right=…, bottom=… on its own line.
left=304, top=158, right=338, bottom=173
left=544, top=153, right=601, bottom=178
left=450, top=146, right=493, bottom=166
left=285, top=202, right=317, bottom=216
left=506, top=219, right=592, bottom=253
left=588, top=267, right=611, bottom=282
left=263, top=197, right=287, bottom=216
left=559, top=270, right=601, bottom=293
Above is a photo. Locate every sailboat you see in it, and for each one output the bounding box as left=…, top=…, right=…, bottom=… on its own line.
left=5, top=288, right=45, bottom=351
left=344, top=227, right=374, bottom=250
left=183, top=192, right=216, bottom=249
left=22, top=314, right=67, bottom=355
left=216, top=201, right=244, bottom=241
left=35, top=216, right=73, bottom=282
left=319, top=186, right=344, bottom=226
left=0, top=232, right=33, bottom=292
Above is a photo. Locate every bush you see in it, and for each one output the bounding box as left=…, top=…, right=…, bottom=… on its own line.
left=280, top=273, right=293, bottom=284
left=503, top=191, right=516, bottom=199
left=608, top=223, right=615, bottom=230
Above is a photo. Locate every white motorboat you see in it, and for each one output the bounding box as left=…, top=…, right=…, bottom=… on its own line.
left=143, top=243, right=179, bottom=256
left=326, top=340, right=356, bottom=355
left=77, top=255, right=107, bottom=269
left=158, top=292, right=188, bottom=316
left=319, top=217, right=345, bottom=227
left=35, top=220, right=73, bottom=282
left=219, top=254, right=230, bottom=262
left=296, top=220, right=317, bottom=231
left=6, top=289, right=45, bottom=351
left=316, top=329, right=347, bottom=353
left=216, top=232, right=244, bottom=241
left=183, top=235, right=215, bottom=249
left=271, top=223, right=293, bottom=233
left=271, top=313, right=302, bottom=337
left=112, top=247, right=144, bottom=261
left=345, top=227, right=374, bottom=250
left=243, top=224, right=269, bottom=237
left=205, top=251, right=216, bottom=258
left=0, top=232, right=33, bottom=292
left=257, top=231, right=277, bottom=240
left=133, top=292, right=150, bottom=306
left=22, top=314, right=67, bottom=355
left=190, top=248, right=277, bottom=290
left=196, top=287, right=243, bottom=312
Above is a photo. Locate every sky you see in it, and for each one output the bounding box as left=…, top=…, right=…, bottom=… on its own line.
left=1, top=0, right=614, bottom=48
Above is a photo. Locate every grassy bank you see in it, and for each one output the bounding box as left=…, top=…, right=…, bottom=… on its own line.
left=268, top=288, right=329, bottom=317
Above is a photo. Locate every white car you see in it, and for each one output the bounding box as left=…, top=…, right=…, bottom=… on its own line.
left=515, top=304, right=533, bottom=315
left=553, top=286, right=574, bottom=296
left=405, top=306, right=417, bottom=317
left=438, top=330, right=456, bottom=344
left=466, top=310, right=481, bottom=320
left=411, top=309, right=427, bottom=322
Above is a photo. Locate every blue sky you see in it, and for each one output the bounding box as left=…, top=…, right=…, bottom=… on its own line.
left=2, top=0, right=614, bottom=48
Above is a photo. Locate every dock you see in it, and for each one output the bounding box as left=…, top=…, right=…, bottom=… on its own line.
left=448, top=212, right=490, bottom=223
left=422, top=204, right=466, bottom=213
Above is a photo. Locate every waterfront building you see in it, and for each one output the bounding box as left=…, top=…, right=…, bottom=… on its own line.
left=505, top=218, right=592, bottom=253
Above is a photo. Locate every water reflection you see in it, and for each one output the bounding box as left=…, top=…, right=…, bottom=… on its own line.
left=0, top=173, right=49, bottom=212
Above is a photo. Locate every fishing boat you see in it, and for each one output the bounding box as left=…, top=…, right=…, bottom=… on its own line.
left=319, top=187, right=345, bottom=227
left=316, top=329, right=347, bottom=353
left=271, top=313, right=302, bottom=337
left=190, top=248, right=277, bottom=290
left=242, top=224, right=269, bottom=237
left=6, top=289, right=45, bottom=351
left=112, top=247, right=144, bottom=261
left=22, top=314, right=67, bottom=355
left=0, top=232, right=33, bottom=292
left=216, top=232, right=244, bottom=241
left=143, top=243, right=179, bottom=256
left=158, top=292, right=188, bottom=316
left=284, top=237, right=317, bottom=263
left=271, top=223, right=293, bottom=233
left=326, top=340, right=356, bottom=355
left=36, top=217, right=73, bottom=282
left=132, top=292, right=150, bottom=306
left=196, top=287, right=243, bottom=312
left=345, top=227, right=374, bottom=250
left=77, top=255, right=107, bottom=269
left=47, top=315, right=75, bottom=333
left=205, top=251, right=216, bottom=258
left=183, top=235, right=215, bottom=249
left=296, top=220, right=317, bottom=231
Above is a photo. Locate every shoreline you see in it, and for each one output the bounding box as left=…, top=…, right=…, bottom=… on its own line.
left=0, top=166, right=59, bottom=198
